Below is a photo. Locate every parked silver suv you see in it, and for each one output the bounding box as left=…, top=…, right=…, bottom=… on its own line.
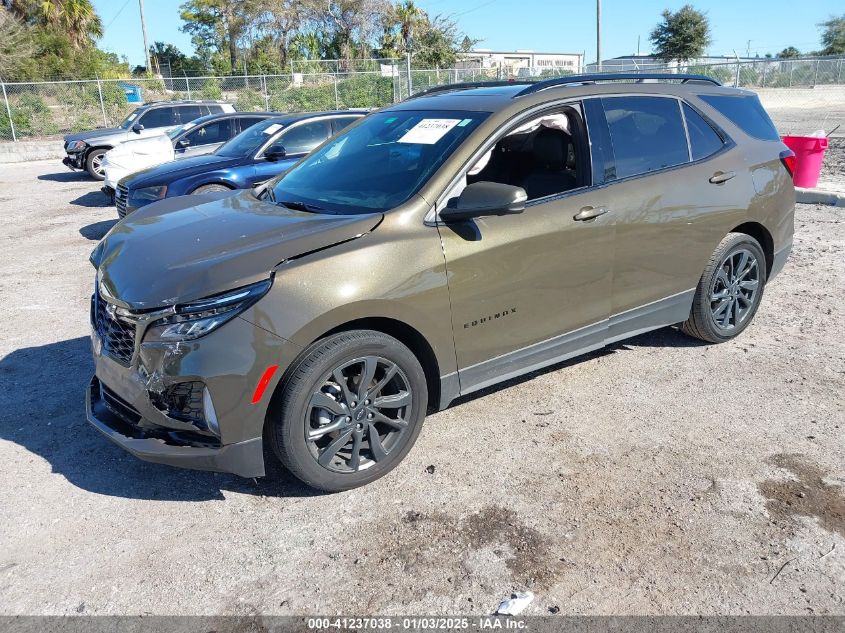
left=62, top=100, right=236, bottom=180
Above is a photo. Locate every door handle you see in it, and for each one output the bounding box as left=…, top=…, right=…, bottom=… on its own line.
left=709, top=171, right=736, bottom=184
left=573, top=206, right=609, bottom=221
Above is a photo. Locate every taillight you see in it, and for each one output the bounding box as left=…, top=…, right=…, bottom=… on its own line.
left=779, top=149, right=797, bottom=178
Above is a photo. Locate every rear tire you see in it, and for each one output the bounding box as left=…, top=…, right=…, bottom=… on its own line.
left=85, top=148, right=107, bottom=180
left=681, top=232, right=767, bottom=343
left=191, top=183, right=231, bottom=195
left=268, top=330, right=428, bottom=492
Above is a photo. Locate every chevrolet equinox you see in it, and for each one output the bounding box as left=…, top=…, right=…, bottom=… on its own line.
left=87, top=74, right=795, bottom=491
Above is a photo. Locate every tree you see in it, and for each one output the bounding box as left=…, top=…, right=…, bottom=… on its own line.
left=38, top=0, right=103, bottom=48
left=180, top=0, right=257, bottom=72
left=413, top=15, right=476, bottom=68
left=393, top=0, right=424, bottom=53
left=819, top=15, right=845, bottom=55
left=0, top=9, right=34, bottom=78
left=649, top=4, right=711, bottom=64
left=778, top=46, right=801, bottom=58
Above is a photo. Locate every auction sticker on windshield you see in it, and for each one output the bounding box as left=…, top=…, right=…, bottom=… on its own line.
left=398, top=118, right=460, bottom=144
left=263, top=123, right=283, bottom=135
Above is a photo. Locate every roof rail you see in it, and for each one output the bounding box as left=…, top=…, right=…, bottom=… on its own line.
left=404, top=80, right=531, bottom=100
left=513, top=72, right=721, bottom=97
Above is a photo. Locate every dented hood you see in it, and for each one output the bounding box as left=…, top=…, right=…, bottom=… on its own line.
left=92, top=189, right=383, bottom=310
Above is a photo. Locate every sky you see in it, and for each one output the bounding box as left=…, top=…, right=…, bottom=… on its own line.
left=93, top=0, right=843, bottom=68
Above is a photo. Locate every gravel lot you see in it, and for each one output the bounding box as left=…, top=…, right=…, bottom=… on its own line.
left=0, top=158, right=843, bottom=617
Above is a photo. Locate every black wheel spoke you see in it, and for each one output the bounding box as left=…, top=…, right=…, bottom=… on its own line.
left=349, top=429, right=363, bottom=470
left=310, top=391, right=346, bottom=416
left=367, top=423, right=387, bottom=462
left=371, top=410, right=408, bottom=429
left=357, top=356, right=378, bottom=401
left=370, top=362, right=398, bottom=396
left=374, top=391, right=411, bottom=408
left=332, top=368, right=355, bottom=405
left=318, top=428, right=354, bottom=467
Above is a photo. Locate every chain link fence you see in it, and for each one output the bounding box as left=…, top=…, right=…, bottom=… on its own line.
left=2, top=56, right=844, bottom=142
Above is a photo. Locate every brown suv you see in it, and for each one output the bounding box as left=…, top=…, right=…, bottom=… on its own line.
left=86, top=73, right=795, bottom=491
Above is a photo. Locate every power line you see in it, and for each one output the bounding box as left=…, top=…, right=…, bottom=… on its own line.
left=103, top=0, right=133, bottom=30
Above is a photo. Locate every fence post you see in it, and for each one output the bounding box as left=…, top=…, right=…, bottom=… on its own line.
left=812, top=59, right=819, bottom=87
left=1, top=79, right=15, bottom=142
left=262, top=74, right=269, bottom=110
left=734, top=60, right=741, bottom=88
left=789, top=63, right=794, bottom=87
left=405, top=53, right=412, bottom=98
left=838, top=58, right=842, bottom=84
left=184, top=72, right=192, bottom=99
left=96, top=76, right=108, bottom=127
left=333, top=72, right=339, bottom=109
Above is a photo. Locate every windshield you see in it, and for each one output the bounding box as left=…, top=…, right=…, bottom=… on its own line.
left=266, top=110, right=489, bottom=214
left=118, top=108, right=144, bottom=130
left=216, top=119, right=284, bottom=158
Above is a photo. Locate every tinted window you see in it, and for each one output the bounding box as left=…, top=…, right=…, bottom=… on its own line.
left=139, top=106, right=178, bottom=128
left=683, top=103, right=724, bottom=160
left=278, top=120, right=331, bottom=154
left=206, top=104, right=224, bottom=114
left=332, top=116, right=362, bottom=133
left=216, top=118, right=284, bottom=158
left=268, top=110, right=488, bottom=215
left=177, top=105, right=204, bottom=123
left=184, top=119, right=231, bottom=146
left=602, top=96, right=689, bottom=179
left=698, top=94, right=779, bottom=141
left=237, top=116, right=269, bottom=133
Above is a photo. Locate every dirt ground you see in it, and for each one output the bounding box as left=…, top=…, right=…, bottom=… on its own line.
left=0, top=158, right=843, bottom=617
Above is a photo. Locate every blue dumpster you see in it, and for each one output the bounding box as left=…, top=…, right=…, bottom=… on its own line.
left=119, top=83, right=144, bottom=104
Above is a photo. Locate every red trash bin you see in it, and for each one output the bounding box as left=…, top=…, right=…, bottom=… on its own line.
left=782, top=135, right=829, bottom=188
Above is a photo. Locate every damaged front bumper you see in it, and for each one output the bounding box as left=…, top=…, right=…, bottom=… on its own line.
left=63, top=153, right=85, bottom=170
left=87, top=295, right=298, bottom=478
left=87, top=376, right=264, bottom=477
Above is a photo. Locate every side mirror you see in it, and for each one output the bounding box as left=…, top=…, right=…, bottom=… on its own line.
left=265, top=144, right=287, bottom=161
left=132, top=123, right=145, bottom=134
left=439, top=182, right=527, bottom=222
left=176, top=138, right=190, bottom=149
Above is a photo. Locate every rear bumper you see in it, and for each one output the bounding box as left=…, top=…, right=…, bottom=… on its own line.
left=770, top=241, right=792, bottom=281
left=86, top=376, right=265, bottom=477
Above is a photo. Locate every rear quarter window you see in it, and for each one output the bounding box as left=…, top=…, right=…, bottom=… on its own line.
left=698, top=94, right=780, bottom=141
left=682, top=102, right=725, bottom=160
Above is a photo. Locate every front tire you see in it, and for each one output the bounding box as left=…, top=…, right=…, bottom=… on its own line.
left=85, top=148, right=107, bottom=180
left=268, top=330, right=428, bottom=492
left=191, top=183, right=231, bottom=195
left=681, top=232, right=767, bottom=343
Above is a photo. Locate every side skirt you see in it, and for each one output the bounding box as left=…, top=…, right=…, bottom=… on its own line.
left=439, top=289, right=695, bottom=407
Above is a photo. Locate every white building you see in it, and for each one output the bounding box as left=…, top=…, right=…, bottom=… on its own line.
left=458, top=50, right=584, bottom=74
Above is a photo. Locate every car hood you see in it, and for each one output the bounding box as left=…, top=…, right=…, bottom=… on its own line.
left=64, top=128, right=124, bottom=144
left=123, top=153, right=240, bottom=188
left=104, top=135, right=173, bottom=170
left=91, top=189, right=383, bottom=310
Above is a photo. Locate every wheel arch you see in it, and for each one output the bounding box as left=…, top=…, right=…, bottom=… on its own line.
left=271, top=316, right=443, bottom=419
left=730, top=221, right=774, bottom=276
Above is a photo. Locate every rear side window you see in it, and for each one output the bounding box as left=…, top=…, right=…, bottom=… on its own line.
left=278, top=120, right=331, bottom=154
left=206, top=104, right=224, bottom=115
left=185, top=119, right=231, bottom=146
left=332, top=116, right=362, bottom=133
left=682, top=103, right=725, bottom=160
left=177, top=105, right=204, bottom=123
left=698, top=94, right=779, bottom=141
left=237, top=116, right=268, bottom=133
left=601, top=96, right=689, bottom=179
left=139, top=106, right=178, bottom=128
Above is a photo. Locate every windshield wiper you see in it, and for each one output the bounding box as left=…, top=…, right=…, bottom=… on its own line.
left=279, top=200, right=324, bottom=213
left=265, top=186, right=276, bottom=203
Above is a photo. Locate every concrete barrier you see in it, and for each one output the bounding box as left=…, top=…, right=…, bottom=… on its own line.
left=0, top=139, right=64, bottom=164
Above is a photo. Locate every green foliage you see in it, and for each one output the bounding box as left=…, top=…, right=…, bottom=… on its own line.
left=2, top=93, right=58, bottom=138
left=236, top=89, right=266, bottom=111
left=199, top=77, right=224, bottom=100
left=650, top=4, right=712, bottom=64
left=778, top=47, right=801, bottom=59
left=819, top=15, right=845, bottom=55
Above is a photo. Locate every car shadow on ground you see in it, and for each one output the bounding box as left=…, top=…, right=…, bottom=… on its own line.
left=36, top=171, right=90, bottom=183
left=0, top=336, right=321, bottom=502
left=450, top=325, right=710, bottom=407
left=79, top=220, right=117, bottom=240
left=71, top=191, right=112, bottom=209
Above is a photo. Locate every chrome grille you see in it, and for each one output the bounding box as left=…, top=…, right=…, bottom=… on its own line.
left=115, top=184, right=129, bottom=218
left=92, top=291, right=136, bottom=365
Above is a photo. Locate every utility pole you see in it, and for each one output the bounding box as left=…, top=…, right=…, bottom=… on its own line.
left=139, top=0, right=151, bottom=75
left=596, top=0, right=602, bottom=71
left=746, top=40, right=751, bottom=58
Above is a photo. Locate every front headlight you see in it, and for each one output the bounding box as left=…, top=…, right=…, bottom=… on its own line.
left=144, top=279, right=272, bottom=342
left=130, top=185, right=168, bottom=202
left=68, top=140, right=87, bottom=151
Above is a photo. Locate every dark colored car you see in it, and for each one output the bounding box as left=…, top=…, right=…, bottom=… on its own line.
left=62, top=100, right=235, bottom=179
left=114, top=111, right=366, bottom=218
left=87, top=74, right=794, bottom=492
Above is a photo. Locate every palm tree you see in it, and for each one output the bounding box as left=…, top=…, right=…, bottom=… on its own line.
left=39, top=0, right=103, bottom=48
left=393, top=0, right=425, bottom=53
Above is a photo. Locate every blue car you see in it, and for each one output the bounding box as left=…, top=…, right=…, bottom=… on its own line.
left=115, top=110, right=367, bottom=218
